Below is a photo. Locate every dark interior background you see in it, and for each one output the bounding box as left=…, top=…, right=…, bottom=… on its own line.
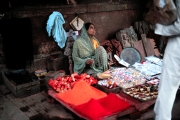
left=0, top=0, right=156, bottom=73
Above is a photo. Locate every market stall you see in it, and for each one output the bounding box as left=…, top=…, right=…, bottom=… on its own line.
left=47, top=56, right=162, bottom=119
left=48, top=76, right=131, bottom=120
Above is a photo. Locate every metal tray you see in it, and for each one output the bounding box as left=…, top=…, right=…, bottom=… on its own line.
left=120, top=47, right=141, bottom=65
left=122, top=83, right=158, bottom=102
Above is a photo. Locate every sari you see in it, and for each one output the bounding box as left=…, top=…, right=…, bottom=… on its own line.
left=72, top=24, right=108, bottom=77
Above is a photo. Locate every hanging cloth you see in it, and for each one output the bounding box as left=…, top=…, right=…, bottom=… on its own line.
left=46, top=11, right=67, bottom=48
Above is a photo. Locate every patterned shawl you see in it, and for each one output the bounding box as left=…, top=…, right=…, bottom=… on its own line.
left=72, top=25, right=104, bottom=74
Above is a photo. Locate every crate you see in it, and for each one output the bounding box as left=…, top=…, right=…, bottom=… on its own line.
left=2, top=72, right=40, bottom=98
left=94, top=84, right=121, bottom=94
left=45, top=71, right=60, bottom=79
left=47, top=57, right=64, bottom=71
left=38, top=77, right=48, bottom=91
left=44, top=71, right=61, bottom=89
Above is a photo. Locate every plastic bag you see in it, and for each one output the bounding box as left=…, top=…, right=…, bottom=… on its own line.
left=154, top=0, right=177, bottom=25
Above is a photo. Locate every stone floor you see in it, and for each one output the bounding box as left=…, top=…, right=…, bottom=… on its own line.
left=0, top=82, right=180, bottom=120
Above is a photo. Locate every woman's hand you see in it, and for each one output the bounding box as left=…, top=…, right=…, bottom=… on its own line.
left=86, top=59, right=94, bottom=65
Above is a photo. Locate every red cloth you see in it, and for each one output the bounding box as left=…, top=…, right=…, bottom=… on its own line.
left=98, top=92, right=131, bottom=113
left=74, top=98, right=112, bottom=120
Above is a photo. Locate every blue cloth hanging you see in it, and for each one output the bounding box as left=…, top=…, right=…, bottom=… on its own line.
left=46, top=11, right=67, bottom=48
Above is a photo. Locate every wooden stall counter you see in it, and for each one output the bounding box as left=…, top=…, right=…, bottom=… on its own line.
left=48, top=88, right=156, bottom=119
left=48, top=89, right=130, bottom=120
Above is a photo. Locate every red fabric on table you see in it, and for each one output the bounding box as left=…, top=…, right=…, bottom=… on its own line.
left=74, top=98, right=112, bottom=120
left=55, top=80, right=107, bottom=106
left=98, top=92, right=131, bottom=113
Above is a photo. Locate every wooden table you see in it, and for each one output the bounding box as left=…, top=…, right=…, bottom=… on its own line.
left=48, top=88, right=156, bottom=120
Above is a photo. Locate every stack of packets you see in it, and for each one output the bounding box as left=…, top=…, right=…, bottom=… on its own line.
left=132, top=60, right=162, bottom=80
left=145, top=55, right=163, bottom=67
left=98, top=67, right=146, bottom=89
left=146, top=78, right=160, bottom=85
left=35, top=69, right=47, bottom=77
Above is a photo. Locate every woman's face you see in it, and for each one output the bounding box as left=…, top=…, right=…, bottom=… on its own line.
left=87, top=24, right=96, bottom=36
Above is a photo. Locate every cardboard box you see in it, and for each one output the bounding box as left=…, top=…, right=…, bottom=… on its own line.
left=2, top=72, right=40, bottom=98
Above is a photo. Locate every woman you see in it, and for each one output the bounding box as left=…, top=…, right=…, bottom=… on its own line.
left=72, top=22, right=111, bottom=79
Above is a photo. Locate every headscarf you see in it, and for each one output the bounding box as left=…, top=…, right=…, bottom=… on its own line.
left=72, top=23, right=105, bottom=74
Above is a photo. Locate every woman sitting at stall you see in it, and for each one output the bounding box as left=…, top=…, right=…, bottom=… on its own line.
left=72, top=22, right=111, bottom=80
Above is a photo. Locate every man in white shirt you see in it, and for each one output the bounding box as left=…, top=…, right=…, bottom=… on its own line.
left=153, top=0, right=180, bottom=120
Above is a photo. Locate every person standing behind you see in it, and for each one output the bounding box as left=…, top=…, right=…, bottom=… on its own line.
left=72, top=22, right=111, bottom=80
left=153, top=0, right=180, bottom=120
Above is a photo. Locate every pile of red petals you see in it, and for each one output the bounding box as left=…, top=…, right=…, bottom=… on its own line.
left=48, top=72, right=98, bottom=92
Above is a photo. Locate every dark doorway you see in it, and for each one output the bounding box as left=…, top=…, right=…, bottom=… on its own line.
left=0, top=18, right=34, bottom=70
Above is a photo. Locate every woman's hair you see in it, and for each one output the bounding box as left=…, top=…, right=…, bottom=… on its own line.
left=85, top=22, right=93, bottom=30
